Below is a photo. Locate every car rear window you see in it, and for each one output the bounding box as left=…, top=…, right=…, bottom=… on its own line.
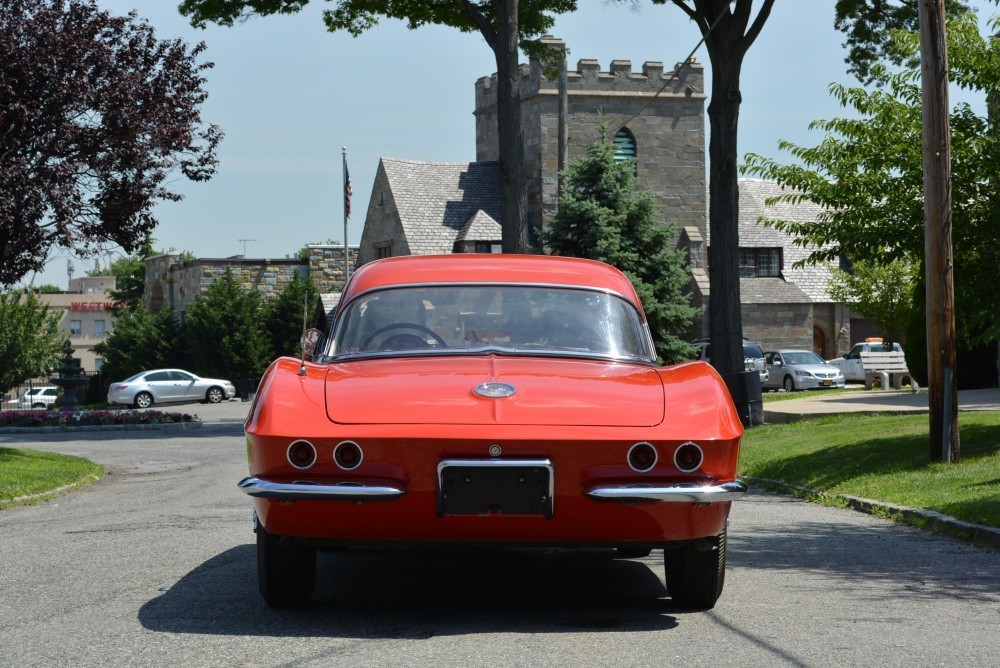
left=333, top=285, right=654, bottom=362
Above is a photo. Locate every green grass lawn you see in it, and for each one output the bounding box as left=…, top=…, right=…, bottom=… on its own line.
left=740, top=412, right=1000, bottom=528
left=761, top=386, right=865, bottom=403
left=0, top=447, right=103, bottom=508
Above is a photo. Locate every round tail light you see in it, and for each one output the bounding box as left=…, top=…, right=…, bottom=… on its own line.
left=334, top=440, right=363, bottom=470
left=627, top=442, right=658, bottom=472
left=674, top=442, right=704, bottom=472
left=287, top=440, right=317, bottom=470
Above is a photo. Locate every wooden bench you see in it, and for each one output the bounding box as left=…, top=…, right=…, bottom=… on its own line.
left=860, top=351, right=917, bottom=390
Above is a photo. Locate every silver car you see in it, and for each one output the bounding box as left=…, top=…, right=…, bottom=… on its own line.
left=107, top=369, right=236, bottom=408
left=3, top=387, right=60, bottom=410
left=764, top=350, right=846, bottom=392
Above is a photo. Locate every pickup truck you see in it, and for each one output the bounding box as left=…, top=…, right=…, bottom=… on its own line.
left=827, top=340, right=903, bottom=383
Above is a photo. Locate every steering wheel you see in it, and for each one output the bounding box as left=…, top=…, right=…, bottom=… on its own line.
left=361, top=323, right=447, bottom=351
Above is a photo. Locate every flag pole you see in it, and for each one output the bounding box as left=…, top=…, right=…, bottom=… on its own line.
left=342, top=146, right=350, bottom=284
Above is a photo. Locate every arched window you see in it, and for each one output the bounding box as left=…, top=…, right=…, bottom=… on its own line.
left=613, top=128, right=637, bottom=174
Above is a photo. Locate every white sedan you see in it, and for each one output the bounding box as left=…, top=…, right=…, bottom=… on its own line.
left=107, top=369, right=236, bottom=408
left=763, top=350, right=846, bottom=392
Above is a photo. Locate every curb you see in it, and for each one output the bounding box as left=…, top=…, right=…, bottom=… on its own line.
left=746, top=476, right=1000, bottom=549
left=0, top=420, right=203, bottom=434
left=1, top=473, right=102, bottom=508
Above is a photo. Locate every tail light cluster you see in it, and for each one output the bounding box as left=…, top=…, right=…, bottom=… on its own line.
left=626, top=441, right=704, bottom=473
left=285, top=440, right=364, bottom=471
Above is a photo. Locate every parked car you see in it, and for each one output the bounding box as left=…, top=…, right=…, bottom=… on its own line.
left=826, top=338, right=904, bottom=383
left=241, top=254, right=748, bottom=609
left=106, top=369, right=236, bottom=408
left=694, top=337, right=768, bottom=385
left=764, top=350, right=846, bottom=392
left=2, top=387, right=60, bottom=410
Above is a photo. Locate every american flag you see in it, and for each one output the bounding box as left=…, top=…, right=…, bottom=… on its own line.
left=344, top=163, right=353, bottom=219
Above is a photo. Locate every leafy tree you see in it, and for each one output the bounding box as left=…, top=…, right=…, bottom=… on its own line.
left=93, top=306, right=185, bottom=383
left=543, top=126, right=699, bottom=363
left=833, top=0, right=988, bottom=84
left=264, top=272, right=319, bottom=359
left=0, top=0, right=222, bottom=287
left=179, top=0, right=577, bottom=253
left=649, top=0, right=774, bottom=376
left=744, top=12, right=1000, bottom=350
left=0, top=292, right=65, bottom=396
left=37, top=284, right=62, bottom=293
left=184, top=268, right=271, bottom=383
left=827, top=259, right=917, bottom=351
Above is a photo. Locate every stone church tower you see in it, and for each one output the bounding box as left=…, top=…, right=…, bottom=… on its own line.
left=473, top=36, right=707, bottom=240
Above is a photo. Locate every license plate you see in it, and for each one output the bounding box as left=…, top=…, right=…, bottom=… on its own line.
left=822, top=379, right=833, bottom=386
left=438, top=460, right=553, bottom=518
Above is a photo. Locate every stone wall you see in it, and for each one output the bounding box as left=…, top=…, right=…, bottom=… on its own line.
left=145, top=246, right=359, bottom=317
left=742, top=303, right=814, bottom=352
left=475, top=38, right=707, bottom=238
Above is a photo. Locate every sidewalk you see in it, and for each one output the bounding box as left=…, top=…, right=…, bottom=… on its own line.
left=763, top=387, right=1000, bottom=424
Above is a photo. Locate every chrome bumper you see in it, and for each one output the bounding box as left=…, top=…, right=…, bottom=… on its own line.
left=238, top=477, right=405, bottom=501
left=586, top=480, right=748, bottom=504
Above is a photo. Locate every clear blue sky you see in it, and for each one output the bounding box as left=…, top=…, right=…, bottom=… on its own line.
left=26, top=0, right=997, bottom=288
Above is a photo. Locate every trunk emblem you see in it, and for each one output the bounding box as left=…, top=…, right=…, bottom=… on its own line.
left=474, top=382, right=517, bottom=398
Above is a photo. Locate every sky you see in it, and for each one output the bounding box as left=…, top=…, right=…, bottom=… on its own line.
left=24, top=0, right=999, bottom=289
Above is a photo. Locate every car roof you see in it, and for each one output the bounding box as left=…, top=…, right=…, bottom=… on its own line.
left=340, top=255, right=643, bottom=312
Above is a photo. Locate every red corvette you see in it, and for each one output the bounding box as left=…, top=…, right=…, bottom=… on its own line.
left=241, top=254, right=747, bottom=608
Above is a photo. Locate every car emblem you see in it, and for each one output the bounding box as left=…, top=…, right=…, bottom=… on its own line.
left=489, top=444, right=502, bottom=457
left=473, top=382, right=517, bottom=398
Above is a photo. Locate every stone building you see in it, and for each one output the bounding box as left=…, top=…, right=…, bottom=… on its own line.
left=352, top=40, right=875, bottom=357
left=355, top=159, right=501, bottom=265
left=25, top=276, right=116, bottom=372
left=145, top=245, right=358, bottom=318
left=474, top=36, right=707, bottom=237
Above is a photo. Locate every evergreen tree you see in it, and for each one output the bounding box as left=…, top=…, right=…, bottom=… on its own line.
left=543, top=125, right=699, bottom=364
left=264, top=272, right=319, bottom=360
left=184, top=268, right=270, bottom=383
left=94, top=306, right=184, bottom=383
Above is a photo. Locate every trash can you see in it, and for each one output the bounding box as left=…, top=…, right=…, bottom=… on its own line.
left=722, top=370, right=764, bottom=428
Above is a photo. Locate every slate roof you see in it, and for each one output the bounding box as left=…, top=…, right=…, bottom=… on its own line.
left=457, top=209, right=502, bottom=242
left=381, top=158, right=502, bottom=255
left=709, top=178, right=836, bottom=303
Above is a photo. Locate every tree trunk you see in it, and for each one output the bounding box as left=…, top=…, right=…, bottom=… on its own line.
left=706, top=60, right=745, bottom=376
left=494, top=0, right=529, bottom=253
left=919, top=0, right=960, bottom=462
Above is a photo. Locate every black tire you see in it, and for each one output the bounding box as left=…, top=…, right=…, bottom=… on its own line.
left=257, top=528, right=316, bottom=608
left=133, top=392, right=153, bottom=409
left=664, top=526, right=727, bottom=609
left=32, top=402, right=46, bottom=409
left=205, top=387, right=224, bottom=404
left=782, top=375, right=795, bottom=392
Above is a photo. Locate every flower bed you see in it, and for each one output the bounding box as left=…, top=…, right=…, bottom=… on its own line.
left=0, top=409, right=198, bottom=428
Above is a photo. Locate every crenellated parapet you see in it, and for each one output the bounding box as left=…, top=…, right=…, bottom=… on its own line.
left=474, top=36, right=704, bottom=114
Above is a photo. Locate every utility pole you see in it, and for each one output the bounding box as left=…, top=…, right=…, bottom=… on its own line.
left=919, top=0, right=960, bottom=462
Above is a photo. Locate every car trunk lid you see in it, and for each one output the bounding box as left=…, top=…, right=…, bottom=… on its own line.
left=325, top=355, right=664, bottom=426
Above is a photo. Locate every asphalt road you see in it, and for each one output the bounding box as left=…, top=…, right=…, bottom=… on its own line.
left=1, top=401, right=998, bottom=667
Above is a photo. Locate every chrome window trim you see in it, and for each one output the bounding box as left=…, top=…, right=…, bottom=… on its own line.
left=324, top=283, right=656, bottom=364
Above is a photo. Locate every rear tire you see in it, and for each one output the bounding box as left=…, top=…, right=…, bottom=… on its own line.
left=133, top=392, right=153, bottom=409
left=257, top=527, right=316, bottom=608
left=664, top=526, right=727, bottom=609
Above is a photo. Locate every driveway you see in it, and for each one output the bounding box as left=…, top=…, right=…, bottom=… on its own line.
left=1, top=403, right=998, bottom=666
